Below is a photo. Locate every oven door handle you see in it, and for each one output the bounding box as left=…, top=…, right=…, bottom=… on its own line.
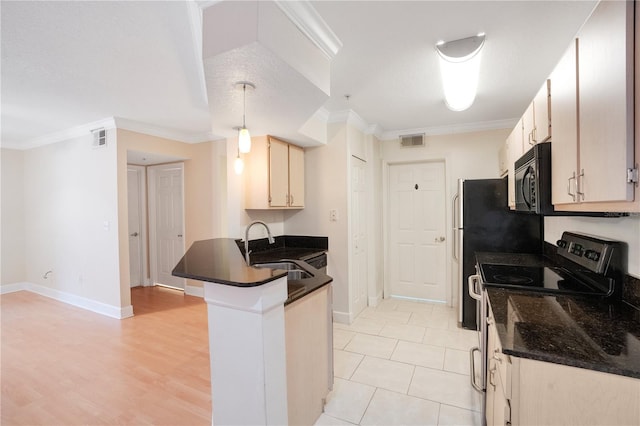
left=469, top=347, right=483, bottom=393
left=468, top=274, right=482, bottom=301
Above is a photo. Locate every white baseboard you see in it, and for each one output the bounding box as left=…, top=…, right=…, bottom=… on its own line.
left=368, top=292, right=382, bottom=307
left=185, top=284, right=204, bottom=298
left=332, top=310, right=354, bottom=325
left=0, top=282, right=30, bottom=294
left=2, top=282, right=132, bottom=319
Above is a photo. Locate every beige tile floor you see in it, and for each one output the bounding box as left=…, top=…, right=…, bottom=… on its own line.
left=315, top=298, right=483, bottom=426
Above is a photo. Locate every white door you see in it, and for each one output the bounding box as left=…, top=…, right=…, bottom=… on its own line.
left=389, top=161, right=447, bottom=301
left=351, top=156, right=368, bottom=317
left=127, top=166, right=145, bottom=287
left=148, top=163, right=185, bottom=289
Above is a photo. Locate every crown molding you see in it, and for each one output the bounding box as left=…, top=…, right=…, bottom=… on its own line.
left=114, top=117, right=221, bottom=143
left=3, top=117, right=117, bottom=150
left=274, top=0, right=342, bottom=60
left=379, top=118, right=517, bottom=140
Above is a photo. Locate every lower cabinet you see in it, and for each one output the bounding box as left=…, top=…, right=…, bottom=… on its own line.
left=486, top=303, right=640, bottom=426
left=284, top=285, right=333, bottom=425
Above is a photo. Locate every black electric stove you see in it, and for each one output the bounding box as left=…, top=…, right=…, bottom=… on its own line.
left=480, top=232, right=627, bottom=298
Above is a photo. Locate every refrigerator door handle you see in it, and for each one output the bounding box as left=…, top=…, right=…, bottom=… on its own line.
left=468, top=274, right=482, bottom=301
left=452, top=193, right=460, bottom=261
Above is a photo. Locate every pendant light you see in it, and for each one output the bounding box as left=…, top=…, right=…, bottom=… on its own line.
left=234, top=149, right=244, bottom=175
left=232, top=127, right=244, bottom=175
left=236, top=81, right=255, bottom=153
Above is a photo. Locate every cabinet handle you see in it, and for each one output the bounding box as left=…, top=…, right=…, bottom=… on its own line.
left=290, top=194, right=294, bottom=205
left=493, top=351, right=503, bottom=363
left=567, top=172, right=576, bottom=202
left=576, top=169, right=585, bottom=201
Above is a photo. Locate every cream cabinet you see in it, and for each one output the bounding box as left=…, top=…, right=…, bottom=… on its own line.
left=284, top=285, right=332, bottom=426
left=550, top=39, right=579, bottom=205
left=522, top=80, right=551, bottom=149
left=245, top=136, right=305, bottom=209
left=506, top=120, right=524, bottom=209
left=486, top=300, right=640, bottom=426
left=552, top=0, right=638, bottom=212
left=486, top=309, right=512, bottom=426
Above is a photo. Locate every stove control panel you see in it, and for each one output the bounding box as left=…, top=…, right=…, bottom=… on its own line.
left=557, top=232, right=620, bottom=274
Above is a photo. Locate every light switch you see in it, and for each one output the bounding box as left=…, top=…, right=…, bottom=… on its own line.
left=103, top=221, right=110, bottom=231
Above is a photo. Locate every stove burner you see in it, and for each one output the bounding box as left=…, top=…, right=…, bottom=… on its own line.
left=492, top=274, right=534, bottom=285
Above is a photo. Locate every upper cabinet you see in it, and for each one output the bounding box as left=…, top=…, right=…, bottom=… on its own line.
left=522, top=80, right=551, bottom=148
left=245, top=136, right=305, bottom=210
left=552, top=0, right=638, bottom=212
left=507, top=120, right=524, bottom=209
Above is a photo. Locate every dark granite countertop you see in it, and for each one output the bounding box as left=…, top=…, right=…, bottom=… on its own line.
left=172, top=237, right=332, bottom=305
left=476, top=252, right=640, bottom=379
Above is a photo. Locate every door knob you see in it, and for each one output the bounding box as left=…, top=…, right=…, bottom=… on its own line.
left=130, top=232, right=139, bottom=237
left=435, top=236, right=445, bottom=242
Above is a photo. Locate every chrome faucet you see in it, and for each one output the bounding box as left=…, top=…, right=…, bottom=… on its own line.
left=244, top=221, right=275, bottom=265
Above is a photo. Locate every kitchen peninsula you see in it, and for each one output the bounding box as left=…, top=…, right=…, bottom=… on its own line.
left=172, top=236, right=333, bottom=425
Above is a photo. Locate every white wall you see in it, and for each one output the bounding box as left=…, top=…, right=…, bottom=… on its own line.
left=284, top=122, right=350, bottom=319
left=545, top=215, right=640, bottom=278
left=1, top=148, right=26, bottom=285
left=22, top=131, right=121, bottom=308
left=381, top=129, right=509, bottom=308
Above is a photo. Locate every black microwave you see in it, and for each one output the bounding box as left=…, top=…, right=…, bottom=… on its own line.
left=515, top=142, right=554, bottom=214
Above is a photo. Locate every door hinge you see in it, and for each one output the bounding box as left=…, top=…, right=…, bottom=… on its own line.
left=627, top=167, right=639, bottom=184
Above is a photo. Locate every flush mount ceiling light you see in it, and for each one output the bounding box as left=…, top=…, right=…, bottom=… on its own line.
left=235, top=81, right=255, bottom=153
left=436, top=33, right=485, bottom=111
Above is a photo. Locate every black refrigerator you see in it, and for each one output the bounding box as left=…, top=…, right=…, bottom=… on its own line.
left=453, top=178, right=543, bottom=330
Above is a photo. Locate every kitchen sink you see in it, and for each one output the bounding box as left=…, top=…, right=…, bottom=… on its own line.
left=253, top=261, right=314, bottom=279
left=253, top=261, right=313, bottom=299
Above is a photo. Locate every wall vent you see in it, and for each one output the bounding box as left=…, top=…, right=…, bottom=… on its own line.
left=400, top=133, right=425, bottom=148
left=92, top=128, right=107, bottom=148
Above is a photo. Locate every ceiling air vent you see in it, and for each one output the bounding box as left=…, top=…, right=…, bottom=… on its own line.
left=400, top=133, right=425, bottom=148
left=92, top=128, right=107, bottom=148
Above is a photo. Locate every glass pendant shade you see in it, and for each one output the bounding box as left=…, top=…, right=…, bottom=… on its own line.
left=436, top=34, right=485, bottom=111
left=234, top=155, right=244, bottom=175
left=238, top=127, right=251, bottom=153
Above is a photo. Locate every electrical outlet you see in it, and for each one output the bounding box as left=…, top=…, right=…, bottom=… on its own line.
left=329, top=209, right=338, bottom=222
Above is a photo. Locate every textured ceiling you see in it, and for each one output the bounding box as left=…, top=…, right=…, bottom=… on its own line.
left=1, top=0, right=598, bottom=149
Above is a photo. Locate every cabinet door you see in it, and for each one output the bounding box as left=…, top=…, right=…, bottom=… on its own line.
left=507, top=121, right=524, bottom=209
left=551, top=40, right=579, bottom=205
left=269, top=138, right=290, bottom=207
left=522, top=102, right=536, bottom=149
left=288, top=144, right=305, bottom=207
left=578, top=0, right=635, bottom=203
left=534, top=80, right=551, bottom=143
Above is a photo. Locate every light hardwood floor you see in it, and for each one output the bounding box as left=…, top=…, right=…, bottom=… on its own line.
left=1, top=287, right=211, bottom=425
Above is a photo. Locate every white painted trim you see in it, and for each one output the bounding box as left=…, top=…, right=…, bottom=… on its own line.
left=379, top=118, right=517, bottom=141
left=332, top=310, right=354, bottom=325
left=185, top=284, right=205, bottom=298
left=114, top=117, right=221, bottom=144
left=0, top=282, right=30, bottom=294
left=368, top=293, right=382, bottom=308
left=1, top=282, right=133, bottom=319
left=127, top=165, right=148, bottom=288
left=274, top=0, right=343, bottom=60
left=3, top=117, right=117, bottom=150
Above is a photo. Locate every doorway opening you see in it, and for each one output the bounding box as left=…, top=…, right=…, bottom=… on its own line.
left=126, top=150, right=187, bottom=306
